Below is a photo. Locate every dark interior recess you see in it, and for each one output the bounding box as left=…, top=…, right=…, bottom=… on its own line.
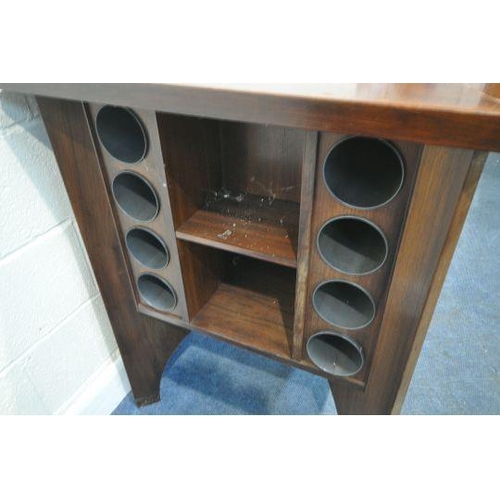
left=126, top=227, right=169, bottom=269
left=158, top=114, right=305, bottom=267
left=324, top=136, right=404, bottom=209
left=96, top=106, right=148, bottom=163
left=313, top=280, right=375, bottom=330
left=112, top=171, right=159, bottom=222
left=306, top=331, right=364, bottom=376
left=317, top=217, right=388, bottom=275
left=137, top=274, right=176, bottom=312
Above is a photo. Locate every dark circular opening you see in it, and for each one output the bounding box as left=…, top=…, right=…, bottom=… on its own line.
left=317, top=217, right=388, bottom=275
left=112, top=171, right=159, bottom=222
left=307, top=331, right=363, bottom=377
left=324, top=136, right=404, bottom=209
left=137, top=274, right=176, bottom=312
left=126, top=228, right=169, bottom=269
left=96, top=106, right=147, bottom=163
left=313, top=281, right=375, bottom=330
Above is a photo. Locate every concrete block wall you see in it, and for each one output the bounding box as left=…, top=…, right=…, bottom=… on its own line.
left=0, top=90, right=128, bottom=414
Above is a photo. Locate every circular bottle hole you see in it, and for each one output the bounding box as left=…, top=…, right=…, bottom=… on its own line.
left=126, top=228, right=169, bottom=269
left=307, top=331, right=363, bottom=377
left=313, top=280, right=375, bottom=330
left=323, top=136, right=404, bottom=209
left=112, top=171, right=159, bottom=222
left=317, top=216, right=388, bottom=275
left=96, top=106, right=147, bottom=163
left=137, top=274, right=177, bottom=312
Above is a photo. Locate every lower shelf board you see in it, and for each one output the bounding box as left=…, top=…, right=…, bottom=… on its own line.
left=192, top=282, right=293, bottom=359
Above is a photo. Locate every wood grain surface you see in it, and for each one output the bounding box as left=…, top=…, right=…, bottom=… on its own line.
left=391, top=150, right=488, bottom=413
left=37, top=96, right=189, bottom=407
left=302, top=134, right=423, bottom=384
left=3, top=83, right=500, bottom=151
left=32, top=88, right=492, bottom=414
left=192, top=256, right=295, bottom=359
left=176, top=195, right=300, bottom=268
left=86, top=103, right=189, bottom=321
left=330, top=145, right=476, bottom=413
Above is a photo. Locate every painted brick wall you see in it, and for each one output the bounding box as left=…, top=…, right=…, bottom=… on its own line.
left=0, top=90, right=123, bottom=414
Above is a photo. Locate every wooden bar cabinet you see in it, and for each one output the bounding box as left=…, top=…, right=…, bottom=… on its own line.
left=2, top=83, right=499, bottom=414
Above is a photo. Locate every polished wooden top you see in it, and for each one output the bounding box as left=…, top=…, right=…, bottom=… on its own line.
left=2, top=83, right=500, bottom=151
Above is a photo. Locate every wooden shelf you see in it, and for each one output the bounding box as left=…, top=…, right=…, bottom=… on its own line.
left=176, top=193, right=299, bottom=268
left=192, top=257, right=295, bottom=359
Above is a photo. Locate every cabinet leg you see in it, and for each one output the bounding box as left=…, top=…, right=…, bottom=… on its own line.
left=330, top=150, right=486, bottom=415
left=37, top=96, right=189, bottom=407
left=328, top=381, right=369, bottom=415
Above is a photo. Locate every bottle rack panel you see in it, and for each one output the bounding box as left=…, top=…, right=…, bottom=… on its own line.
left=86, top=104, right=189, bottom=322
left=302, top=133, right=423, bottom=381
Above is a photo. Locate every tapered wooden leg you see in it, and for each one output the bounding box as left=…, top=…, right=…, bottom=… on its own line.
left=37, top=97, right=189, bottom=407
left=133, top=316, right=188, bottom=407
left=330, top=149, right=487, bottom=414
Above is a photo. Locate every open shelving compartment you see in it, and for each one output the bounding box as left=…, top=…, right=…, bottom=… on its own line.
left=187, top=244, right=296, bottom=358
left=157, top=113, right=307, bottom=358
left=158, top=113, right=305, bottom=269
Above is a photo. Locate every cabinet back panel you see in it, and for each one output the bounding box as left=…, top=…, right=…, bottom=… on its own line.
left=158, top=113, right=221, bottom=229
left=219, top=122, right=304, bottom=203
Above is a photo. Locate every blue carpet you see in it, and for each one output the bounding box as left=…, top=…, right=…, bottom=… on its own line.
left=113, top=153, right=500, bottom=415
left=114, top=333, right=335, bottom=415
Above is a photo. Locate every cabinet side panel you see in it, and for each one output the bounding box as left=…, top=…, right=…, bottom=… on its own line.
left=391, top=150, right=487, bottom=413
left=37, top=97, right=188, bottom=406
left=331, top=146, right=475, bottom=414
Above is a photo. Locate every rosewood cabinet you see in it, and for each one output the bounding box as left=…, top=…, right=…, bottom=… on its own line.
left=3, top=83, right=499, bottom=414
